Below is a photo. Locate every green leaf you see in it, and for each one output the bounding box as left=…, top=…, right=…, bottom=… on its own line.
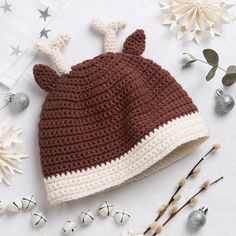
left=226, top=65, right=236, bottom=74
left=206, top=67, right=217, bottom=81
left=222, top=73, right=236, bottom=86
left=203, top=49, right=219, bottom=66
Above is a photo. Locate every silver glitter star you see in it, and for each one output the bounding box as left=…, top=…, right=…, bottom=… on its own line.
left=10, top=45, right=22, bottom=56
left=40, top=28, right=51, bottom=39
left=1, top=0, right=12, bottom=13
left=38, top=7, right=50, bottom=21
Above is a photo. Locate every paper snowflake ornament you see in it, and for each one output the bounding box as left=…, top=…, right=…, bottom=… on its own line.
left=160, top=0, right=235, bottom=43
left=0, top=118, right=28, bottom=185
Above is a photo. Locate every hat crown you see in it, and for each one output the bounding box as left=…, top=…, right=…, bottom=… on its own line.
left=33, top=29, right=146, bottom=91
left=33, top=28, right=208, bottom=205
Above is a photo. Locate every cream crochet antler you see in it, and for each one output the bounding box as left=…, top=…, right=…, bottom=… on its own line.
left=92, top=18, right=127, bottom=53
left=35, top=34, right=71, bottom=74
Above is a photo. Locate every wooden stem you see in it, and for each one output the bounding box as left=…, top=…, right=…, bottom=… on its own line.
left=143, top=146, right=216, bottom=234
left=196, top=59, right=227, bottom=73
left=152, top=176, right=223, bottom=236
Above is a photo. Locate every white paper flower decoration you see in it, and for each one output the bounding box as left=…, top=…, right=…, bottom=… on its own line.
left=160, top=0, right=235, bottom=43
left=0, top=118, right=28, bottom=185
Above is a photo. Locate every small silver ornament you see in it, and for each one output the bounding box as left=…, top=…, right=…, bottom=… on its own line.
left=80, top=210, right=94, bottom=225
left=22, top=194, right=37, bottom=211
left=0, top=201, right=7, bottom=215
left=7, top=92, right=30, bottom=111
left=31, top=212, right=47, bottom=228
left=7, top=199, right=23, bottom=213
left=63, top=221, right=77, bottom=235
left=188, top=207, right=208, bottom=230
left=215, top=89, right=234, bottom=113
left=98, top=201, right=114, bottom=217
left=114, top=209, right=130, bottom=224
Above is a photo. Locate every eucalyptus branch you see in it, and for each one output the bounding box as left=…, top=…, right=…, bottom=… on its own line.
left=194, top=58, right=227, bottom=73
left=182, top=49, right=236, bottom=86
left=143, top=144, right=221, bottom=235
left=152, top=176, right=224, bottom=236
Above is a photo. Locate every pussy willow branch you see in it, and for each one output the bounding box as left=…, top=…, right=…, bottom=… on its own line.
left=152, top=176, right=224, bottom=236
left=143, top=145, right=219, bottom=234
left=195, top=58, right=227, bottom=73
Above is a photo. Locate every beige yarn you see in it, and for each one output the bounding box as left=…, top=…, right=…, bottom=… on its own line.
left=35, top=34, right=71, bottom=74
left=92, top=18, right=127, bottom=53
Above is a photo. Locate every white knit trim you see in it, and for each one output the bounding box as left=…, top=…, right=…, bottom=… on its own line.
left=44, top=112, right=208, bottom=204
left=92, top=18, right=127, bottom=53
left=35, top=34, right=71, bottom=74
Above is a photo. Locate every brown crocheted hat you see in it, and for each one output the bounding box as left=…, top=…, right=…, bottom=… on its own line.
left=33, top=21, right=208, bottom=204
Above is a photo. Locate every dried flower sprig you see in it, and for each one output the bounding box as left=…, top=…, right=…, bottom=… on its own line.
left=152, top=176, right=223, bottom=236
left=183, top=49, right=236, bottom=87
left=190, top=197, right=197, bottom=206
left=143, top=144, right=220, bottom=234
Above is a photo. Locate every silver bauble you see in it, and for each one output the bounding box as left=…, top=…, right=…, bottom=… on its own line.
left=215, top=89, right=234, bottom=113
left=188, top=207, right=208, bottom=230
left=8, top=92, right=30, bottom=111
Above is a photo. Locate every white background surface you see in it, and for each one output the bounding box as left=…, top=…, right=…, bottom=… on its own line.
left=0, top=0, right=236, bottom=235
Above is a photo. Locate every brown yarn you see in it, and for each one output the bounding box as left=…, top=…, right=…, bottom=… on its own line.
left=34, top=30, right=197, bottom=178
left=123, top=29, right=146, bottom=55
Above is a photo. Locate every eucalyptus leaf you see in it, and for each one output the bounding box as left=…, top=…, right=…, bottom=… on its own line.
left=226, top=65, right=236, bottom=74
left=206, top=67, right=217, bottom=81
left=222, top=73, right=236, bottom=86
left=203, top=49, right=219, bottom=66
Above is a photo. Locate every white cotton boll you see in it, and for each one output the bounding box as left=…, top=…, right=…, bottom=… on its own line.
left=7, top=199, right=22, bottom=213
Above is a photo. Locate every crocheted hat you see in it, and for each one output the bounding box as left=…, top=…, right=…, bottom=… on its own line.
left=33, top=19, right=208, bottom=204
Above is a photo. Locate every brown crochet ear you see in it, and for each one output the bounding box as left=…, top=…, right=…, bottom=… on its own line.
left=123, top=29, right=146, bottom=56
left=33, top=64, right=59, bottom=92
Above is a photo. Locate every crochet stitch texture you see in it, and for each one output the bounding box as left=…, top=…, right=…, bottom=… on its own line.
left=33, top=29, right=208, bottom=204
